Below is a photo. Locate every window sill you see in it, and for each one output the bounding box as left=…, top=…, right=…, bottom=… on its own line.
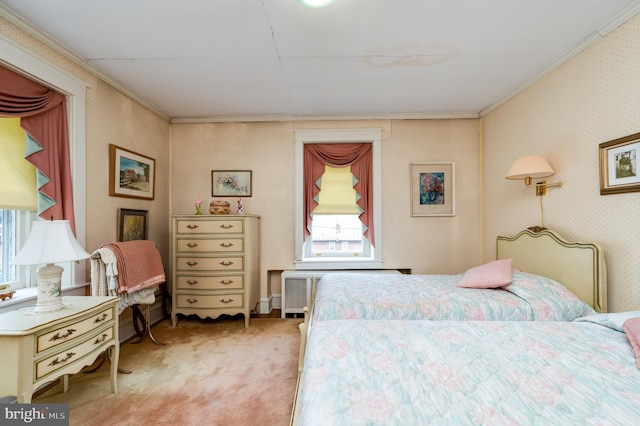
left=0, top=282, right=89, bottom=315
left=293, top=259, right=383, bottom=270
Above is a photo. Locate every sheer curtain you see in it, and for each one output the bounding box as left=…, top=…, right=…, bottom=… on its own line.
left=0, top=65, right=76, bottom=233
left=303, top=143, right=374, bottom=246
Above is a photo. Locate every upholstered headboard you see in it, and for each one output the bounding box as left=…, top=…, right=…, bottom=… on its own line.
left=497, top=228, right=607, bottom=312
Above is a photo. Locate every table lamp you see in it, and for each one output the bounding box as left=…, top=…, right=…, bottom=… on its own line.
left=12, top=219, right=90, bottom=313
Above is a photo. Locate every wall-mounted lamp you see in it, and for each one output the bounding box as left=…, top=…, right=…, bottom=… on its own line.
left=505, top=155, right=563, bottom=196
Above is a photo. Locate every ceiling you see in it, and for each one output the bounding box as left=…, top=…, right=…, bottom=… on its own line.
left=1, top=0, right=639, bottom=122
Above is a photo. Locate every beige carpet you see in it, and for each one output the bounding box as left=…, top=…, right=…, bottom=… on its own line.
left=34, top=317, right=301, bottom=426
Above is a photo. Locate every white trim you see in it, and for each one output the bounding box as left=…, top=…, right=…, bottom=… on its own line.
left=294, top=128, right=383, bottom=269
left=0, top=34, right=88, bottom=287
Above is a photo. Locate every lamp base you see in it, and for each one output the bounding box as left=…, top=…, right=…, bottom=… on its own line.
left=33, top=263, right=65, bottom=313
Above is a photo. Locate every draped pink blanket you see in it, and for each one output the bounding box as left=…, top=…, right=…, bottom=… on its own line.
left=101, top=241, right=165, bottom=294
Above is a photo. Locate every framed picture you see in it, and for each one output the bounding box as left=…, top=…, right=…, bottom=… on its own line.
left=410, top=162, right=455, bottom=217
left=599, top=132, right=640, bottom=195
left=211, top=170, right=252, bottom=197
left=118, top=208, right=148, bottom=242
left=109, top=144, right=156, bottom=200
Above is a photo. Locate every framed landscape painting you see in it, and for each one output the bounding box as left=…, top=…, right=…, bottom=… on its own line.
left=410, top=162, right=455, bottom=216
left=109, top=144, right=156, bottom=200
left=599, top=132, right=640, bottom=195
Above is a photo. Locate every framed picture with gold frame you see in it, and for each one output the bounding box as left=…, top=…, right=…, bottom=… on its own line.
left=109, top=144, right=156, bottom=200
left=599, top=132, right=640, bottom=195
left=410, top=162, right=455, bottom=217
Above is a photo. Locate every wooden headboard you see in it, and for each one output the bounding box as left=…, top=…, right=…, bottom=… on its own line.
left=496, top=228, right=607, bottom=312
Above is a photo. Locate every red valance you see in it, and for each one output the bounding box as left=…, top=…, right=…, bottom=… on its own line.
left=303, top=143, right=374, bottom=246
left=0, top=65, right=76, bottom=233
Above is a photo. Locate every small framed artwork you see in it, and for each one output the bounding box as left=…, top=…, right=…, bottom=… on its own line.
left=410, top=162, right=455, bottom=217
left=109, top=144, right=156, bottom=200
left=211, top=170, right=252, bottom=197
left=118, top=208, right=148, bottom=242
left=599, top=132, right=640, bottom=195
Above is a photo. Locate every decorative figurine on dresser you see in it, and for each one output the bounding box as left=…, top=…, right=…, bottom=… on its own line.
left=171, top=214, right=260, bottom=328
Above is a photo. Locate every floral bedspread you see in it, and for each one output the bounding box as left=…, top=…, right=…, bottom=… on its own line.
left=297, top=320, right=640, bottom=425
left=312, top=272, right=594, bottom=322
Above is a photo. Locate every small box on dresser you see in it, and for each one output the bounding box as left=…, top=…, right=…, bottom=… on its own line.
left=171, top=214, right=260, bottom=328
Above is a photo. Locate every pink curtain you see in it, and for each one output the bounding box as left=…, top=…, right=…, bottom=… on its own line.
left=0, top=65, right=76, bottom=233
left=303, top=143, right=374, bottom=246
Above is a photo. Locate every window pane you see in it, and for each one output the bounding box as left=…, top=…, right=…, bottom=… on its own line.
left=310, top=214, right=364, bottom=255
left=0, top=209, right=16, bottom=284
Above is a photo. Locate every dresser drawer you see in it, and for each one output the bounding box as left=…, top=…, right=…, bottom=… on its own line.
left=36, top=306, right=114, bottom=354
left=176, top=219, right=244, bottom=234
left=177, top=294, right=243, bottom=309
left=177, top=275, right=244, bottom=290
left=35, top=325, right=115, bottom=381
left=177, top=256, right=243, bottom=271
left=177, top=238, right=243, bottom=253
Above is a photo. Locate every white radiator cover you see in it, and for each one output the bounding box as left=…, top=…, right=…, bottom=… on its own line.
left=280, top=269, right=401, bottom=318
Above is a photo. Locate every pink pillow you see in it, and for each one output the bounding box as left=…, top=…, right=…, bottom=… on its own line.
left=456, top=258, right=513, bottom=289
left=623, top=317, right=640, bottom=369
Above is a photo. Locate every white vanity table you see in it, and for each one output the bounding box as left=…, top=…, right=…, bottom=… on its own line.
left=0, top=296, right=119, bottom=403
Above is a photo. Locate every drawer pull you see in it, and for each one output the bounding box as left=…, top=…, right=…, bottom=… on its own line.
left=94, top=313, right=109, bottom=323
left=186, top=224, right=199, bottom=229
left=219, top=261, right=234, bottom=266
left=94, top=333, right=108, bottom=344
left=220, top=242, right=234, bottom=248
left=219, top=224, right=234, bottom=229
left=186, top=261, right=198, bottom=266
left=186, top=242, right=199, bottom=248
left=49, top=328, right=77, bottom=341
left=220, top=280, right=234, bottom=285
left=186, top=298, right=198, bottom=304
left=186, top=279, right=199, bottom=285
left=49, top=352, right=76, bottom=366
left=220, top=298, right=234, bottom=304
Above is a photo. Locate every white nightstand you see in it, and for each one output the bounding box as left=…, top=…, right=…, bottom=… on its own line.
left=0, top=296, right=119, bottom=403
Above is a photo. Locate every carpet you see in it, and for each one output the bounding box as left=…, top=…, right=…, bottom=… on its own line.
left=33, top=317, right=302, bottom=426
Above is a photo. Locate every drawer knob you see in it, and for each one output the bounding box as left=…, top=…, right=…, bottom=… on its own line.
left=219, top=261, right=234, bottom=266
left=220, top=280, right=234, bottom=285
left=186, top=279, right=199, bottom=285
left=94, top=313, right=108, bottom=323
left=186, top=298, right=198, bottom=304
left=186, top=224, right=199, bottom=229
left=220, top=242, right=233, bottom=248
left=186, top=261, right=198, bottom=266
left=186, top=242, right=199, bottom=248
left=220, top=298, right=234, bottom=304
left=220, top=224, right=234, bottom=229
left=49, top=352, right=76, bottom=366
left=94, top=333, right=108, bottom=344
left=49, top=328, right=77, bottom=341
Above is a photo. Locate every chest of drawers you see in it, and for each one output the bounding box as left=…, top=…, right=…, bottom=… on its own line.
left=171, top=215, right=260, bottom=327
left=0, top=296, right=119, bottom=403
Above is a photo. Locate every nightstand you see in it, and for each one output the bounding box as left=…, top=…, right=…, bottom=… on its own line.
left=0, top=296, right=119, bottom=403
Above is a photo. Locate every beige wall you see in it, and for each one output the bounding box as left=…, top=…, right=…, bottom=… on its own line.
left=170, top=119, right=481, bottom=299
left=482, top=14, right=640, bottom=311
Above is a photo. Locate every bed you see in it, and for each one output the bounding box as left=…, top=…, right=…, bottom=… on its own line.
left=293, top=317, right=640, bottom=425
left=310, top=228, right=607, bottom=323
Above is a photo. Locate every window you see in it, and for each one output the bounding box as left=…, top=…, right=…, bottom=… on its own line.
left=0, top=209, right=38, bottom=290
left=294, top=129, right=382, bottom=270
left=1, top=36, right=88, bottom=296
